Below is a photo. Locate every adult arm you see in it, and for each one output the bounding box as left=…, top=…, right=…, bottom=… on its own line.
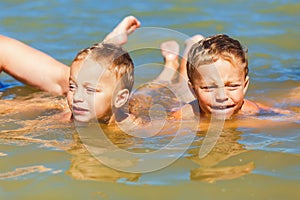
left=0, top=16, right=140, bottom=96
left=0, top=34, right=69, bottom=95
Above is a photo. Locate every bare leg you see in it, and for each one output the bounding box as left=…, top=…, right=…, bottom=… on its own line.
left=179, top=35, right=204, bottom=82
left=154, top=40, right=180, bottom=83
left=104, top=16, right=141, bottom=45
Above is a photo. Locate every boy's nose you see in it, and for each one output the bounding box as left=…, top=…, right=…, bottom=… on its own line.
left=73, top=87, right=84, bottom=102
left=215, top=88, right=228, bottom=102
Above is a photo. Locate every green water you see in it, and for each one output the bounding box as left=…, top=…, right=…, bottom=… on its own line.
left=0, top=0, right=300, bottom=199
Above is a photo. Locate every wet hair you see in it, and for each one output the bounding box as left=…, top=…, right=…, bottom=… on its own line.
left=72, top=42, right=134, bottom=92
left=187, top=34, right=248, bottom=82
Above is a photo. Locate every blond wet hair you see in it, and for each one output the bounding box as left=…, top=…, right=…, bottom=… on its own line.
left=187, top=34, right=248, bottom=82
left=72, top=42, right=134, bottom=92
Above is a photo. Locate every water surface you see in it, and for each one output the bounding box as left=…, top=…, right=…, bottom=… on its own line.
left=0, top=0, right=299, bottom=199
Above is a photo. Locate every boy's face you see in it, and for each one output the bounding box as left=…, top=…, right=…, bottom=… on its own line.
left=190, top=58, right=249, bottom=119
left=67, top=58, right=117, bottom=123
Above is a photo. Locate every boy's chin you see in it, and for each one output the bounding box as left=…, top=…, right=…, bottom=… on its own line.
left=209, top=111, right=235, bottom=120
left=73, top=115, right=92, bottom=124
left=73, top=114, right=111, bottom=125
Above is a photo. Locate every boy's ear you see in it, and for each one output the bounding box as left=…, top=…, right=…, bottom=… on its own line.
left=188, top=81, right=197, bottom=98
left=114, top=89, right=130, bottom=108
left=243, top=76, right=249, bottom=95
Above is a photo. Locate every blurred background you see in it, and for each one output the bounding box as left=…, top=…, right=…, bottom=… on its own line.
left=1, top=0, right=299, bottom=102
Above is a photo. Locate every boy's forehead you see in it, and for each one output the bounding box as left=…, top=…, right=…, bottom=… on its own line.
left=71, top=57, right=109, bottom=74
left=198, top=58, right=244, bottom=72
left=82, top=57, right=110, bottom=70
left=192, top=59, right=245, bottom=83
left=70, top=58, right=115, bottom=83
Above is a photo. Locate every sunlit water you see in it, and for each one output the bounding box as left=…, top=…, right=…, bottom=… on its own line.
left=0, top=0, right=299, bottom=199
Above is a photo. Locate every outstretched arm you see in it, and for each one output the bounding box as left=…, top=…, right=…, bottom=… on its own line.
left=0, top=16, right=141, bottom=96
left=0, top=34, right=70, bottom=95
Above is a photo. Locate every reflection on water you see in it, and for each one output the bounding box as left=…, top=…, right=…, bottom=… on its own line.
left=1, top=0, right=300, bottom=199
left=67, top=131, right=141, bottom=182
left=188, top=127, right=252, bottom=183
left=0, top=165, right=52, bottom=180
left=0, top=90, right=299, bottom=198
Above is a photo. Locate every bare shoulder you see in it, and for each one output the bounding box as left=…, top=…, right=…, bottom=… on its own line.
left=239, top=99, right=260, bottom=115
left=241, top=99, right=292, bottom=115
left=170, top=100, right=199, bottom=120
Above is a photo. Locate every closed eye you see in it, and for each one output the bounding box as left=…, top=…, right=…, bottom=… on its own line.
left=229, top=84, right=240, bottom=87
left=226, top=84, right=241, bottom=90
left=86, top=87, right=101, bottom=93
left=201, top=85, right=217, bottom=89
left=200, top=85, right=217, bottom=92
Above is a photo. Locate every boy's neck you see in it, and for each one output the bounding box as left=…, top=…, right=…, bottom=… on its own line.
left=109, top=108, right=128, bottom=125
left=238, top=99, right=260, bottom=115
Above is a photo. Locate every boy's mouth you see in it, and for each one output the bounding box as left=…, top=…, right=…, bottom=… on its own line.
left=211, top=105, right=235, bottom=110
left=73, top=105, right=89, bottom=114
